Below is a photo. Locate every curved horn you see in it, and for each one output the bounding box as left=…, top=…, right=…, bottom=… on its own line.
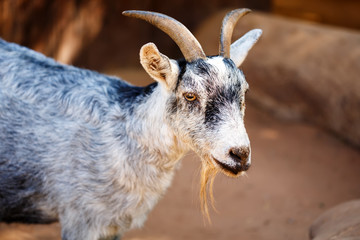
left=219, top=8, right=251, bottom=58
left=123, top=10, right=206, bottom=62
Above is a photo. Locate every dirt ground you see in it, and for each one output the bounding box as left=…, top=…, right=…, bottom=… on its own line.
left=0, top=69, right=360, bottom=240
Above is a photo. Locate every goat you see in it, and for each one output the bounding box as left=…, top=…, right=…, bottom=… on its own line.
left=0, top=9, right=262, bottom=240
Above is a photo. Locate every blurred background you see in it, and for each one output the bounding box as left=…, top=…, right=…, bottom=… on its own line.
left=0, top=0, right=360, bottom=239
left=1, top=0, right=360, bottom=68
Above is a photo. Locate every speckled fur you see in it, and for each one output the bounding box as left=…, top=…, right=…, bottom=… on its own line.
left=0, top=23, right=260, bottom=240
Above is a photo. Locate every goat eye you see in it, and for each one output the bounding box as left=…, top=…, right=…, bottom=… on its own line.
left=183, top=93, right=197, bottom=102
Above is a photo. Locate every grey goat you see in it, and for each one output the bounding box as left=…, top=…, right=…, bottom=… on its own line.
left=0, top=9, right=261, bottom=240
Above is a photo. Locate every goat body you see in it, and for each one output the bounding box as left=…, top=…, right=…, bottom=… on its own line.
left=0, top=38, right=185, bottom=237
left=0, top=10, right=261, bottom=240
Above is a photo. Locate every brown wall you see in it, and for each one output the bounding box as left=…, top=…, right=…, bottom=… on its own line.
left=0, top=0, right=105, bottom=64
left=1, top=0, right=359, bottom=69
left=0, top=0, right=270, bottom=68
left=273, top=0, right=360, bottom=30
left=73, top=0, right=271, bottom=70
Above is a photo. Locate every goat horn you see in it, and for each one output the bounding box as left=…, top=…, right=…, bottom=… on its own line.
left=123, top=10, right=206, bottom=62
left=219, top=8, right=251, bottom=58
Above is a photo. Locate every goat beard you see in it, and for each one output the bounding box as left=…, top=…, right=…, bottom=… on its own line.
left=200, top=156, right=219, bottom=223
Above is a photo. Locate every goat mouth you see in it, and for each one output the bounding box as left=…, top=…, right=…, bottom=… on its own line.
left=212, top=157, right=248, bottom=177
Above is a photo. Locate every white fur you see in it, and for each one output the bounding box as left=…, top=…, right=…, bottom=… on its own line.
left=230, top=29, right=262, bottom=67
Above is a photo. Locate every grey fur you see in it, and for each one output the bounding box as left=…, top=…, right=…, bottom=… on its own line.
left=0, top=14, right=259, bottom=239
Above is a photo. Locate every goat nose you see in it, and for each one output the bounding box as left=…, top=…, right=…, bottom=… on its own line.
left=229, top=147, right=250, bottom=165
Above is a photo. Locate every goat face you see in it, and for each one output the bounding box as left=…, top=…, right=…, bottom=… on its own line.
left=140, top=35, right=260, bottom=177
left=168, top=56, right=251, bottom=176
left=129, top=9, right=261, bottom=177
left=173, top=56, right=251, bottom=176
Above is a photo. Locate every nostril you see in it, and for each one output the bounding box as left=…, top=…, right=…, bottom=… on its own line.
left=229, top=148, right=242, bottom=163
left=229, top=147, right=250, bottom=164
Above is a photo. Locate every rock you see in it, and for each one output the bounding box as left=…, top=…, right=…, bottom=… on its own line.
left=309, top=200, right=360, bottom=240
left=195, top=10, right=360, bottom=148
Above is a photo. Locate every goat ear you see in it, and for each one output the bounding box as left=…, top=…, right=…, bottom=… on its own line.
left=140, top=42, right=179, bottom=90
left=230, top=29, right=262, bottom=67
